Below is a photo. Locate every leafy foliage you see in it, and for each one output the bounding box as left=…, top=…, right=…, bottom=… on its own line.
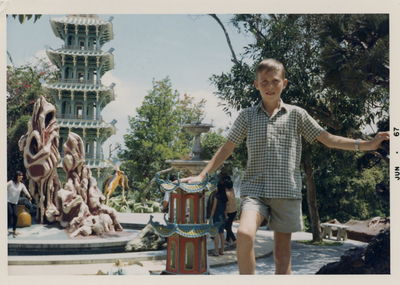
left=108, top=192, right=161, bottom=213
left=6, top=60, right=57, bottom=179
left=118, top=78, right=205, bottom=202
left=8, top=14, right=42, bottom=24
left=210, top=14, right=389, bottom=226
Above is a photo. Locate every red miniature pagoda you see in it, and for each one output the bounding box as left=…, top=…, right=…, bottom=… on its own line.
left=149, top=175, right=218, bottom=274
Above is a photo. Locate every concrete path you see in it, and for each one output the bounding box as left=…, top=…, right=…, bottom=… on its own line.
left=8, top=213, right=367, bottom=275
left=210, top=229, right=366, bottom=275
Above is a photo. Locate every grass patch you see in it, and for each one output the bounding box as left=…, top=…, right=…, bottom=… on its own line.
left=296, top=240, right=343, bottom=246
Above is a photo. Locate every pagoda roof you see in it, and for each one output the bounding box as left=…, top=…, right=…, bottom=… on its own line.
left=57, top=119, right=116, bottom=134
left=43, top=82, right=115, bottom=93
left=148, top=215, right=219, bottom=238
left=48, top=48, right=111, bottom=57
left=50, top=15, right=113, bottom=44
left=46, top=49, right=114, bottom=74
left=55, top=14, right=110, bottom=26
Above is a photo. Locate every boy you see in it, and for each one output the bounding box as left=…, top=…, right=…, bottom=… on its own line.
left=180, top=59, right=389, bottom=274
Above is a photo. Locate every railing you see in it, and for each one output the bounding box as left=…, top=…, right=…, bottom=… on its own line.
left=62, top=45, right=101, bottom=51
left=59, top=153, right=107, bottom=167
left=59, top=79, right=102, bottom=86
left=58, top=114, right=103, bottom=121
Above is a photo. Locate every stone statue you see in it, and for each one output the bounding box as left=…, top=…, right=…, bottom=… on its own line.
left=59, top=132, right=123, bottom=236
left=19, top=96, right=123, bottom=237
left=18, top=96, right=61, bottom=224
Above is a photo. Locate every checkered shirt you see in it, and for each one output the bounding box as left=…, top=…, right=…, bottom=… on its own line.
left=227, top=100, right=325, bottom=199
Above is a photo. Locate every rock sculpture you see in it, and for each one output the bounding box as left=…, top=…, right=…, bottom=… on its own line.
left=18, top=96, right=62, bottom=224
left=19, top=96, right=123, bottom=237
left=125, top=223, right=167, bottom=251
left=316, top=229, right=390, bottom=274
left=58, top=132, right=123, bottom=237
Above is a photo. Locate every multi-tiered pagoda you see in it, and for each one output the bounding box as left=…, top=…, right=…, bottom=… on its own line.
left=44, top=14, right=116, bottom=184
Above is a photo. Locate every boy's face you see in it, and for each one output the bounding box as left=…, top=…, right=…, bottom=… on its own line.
left=254, top=69, right=288, bottom=102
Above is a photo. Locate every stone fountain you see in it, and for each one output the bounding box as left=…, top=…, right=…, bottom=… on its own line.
left=166, top=122, right=213, bottom=175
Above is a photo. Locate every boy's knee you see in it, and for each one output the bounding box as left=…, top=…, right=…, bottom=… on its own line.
left=237, top=226, right=256, bottom=242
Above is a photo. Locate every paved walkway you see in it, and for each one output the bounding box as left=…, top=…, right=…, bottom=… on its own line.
left=8, top=213, right=367, bottom=275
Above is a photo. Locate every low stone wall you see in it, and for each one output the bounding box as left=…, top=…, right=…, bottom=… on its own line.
left=323, top=217, right=389, bottom=243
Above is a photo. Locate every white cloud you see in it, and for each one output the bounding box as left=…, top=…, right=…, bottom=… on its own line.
left=23, top=49, right=52, bottom=67
left=189, top=90, right=239, bottom=134
left=101, top=72, right=147, bottom=155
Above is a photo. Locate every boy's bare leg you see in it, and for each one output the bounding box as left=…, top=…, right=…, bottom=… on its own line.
left=273, top=231, right=292, bottom=274
left=236, top=210, right=264, bottom=274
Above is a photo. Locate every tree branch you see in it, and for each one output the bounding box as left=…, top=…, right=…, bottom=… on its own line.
left=209, top=14, right=239, bottom=65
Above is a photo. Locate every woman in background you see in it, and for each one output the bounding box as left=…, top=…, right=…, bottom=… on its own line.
left=209, top=180, right=228, bottom=256
left=223, top=176, right=237, bottom=247
left=7, top=171, right=32, bottom=237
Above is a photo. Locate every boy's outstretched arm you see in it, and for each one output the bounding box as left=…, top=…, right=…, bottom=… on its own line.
left=179, top=141, right=236, bottom=183
left=316, top=131, right=390, bottom=151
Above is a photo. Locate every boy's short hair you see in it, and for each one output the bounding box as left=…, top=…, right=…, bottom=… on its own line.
left=255, top=58, right=286, bottom=79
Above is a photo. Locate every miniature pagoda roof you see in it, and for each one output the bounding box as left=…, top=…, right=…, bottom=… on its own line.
left=149, top=215, right=219, bottom=238
left=155, top=173, right=217, bottom=193
left=50, top=15, right=113, bottom=44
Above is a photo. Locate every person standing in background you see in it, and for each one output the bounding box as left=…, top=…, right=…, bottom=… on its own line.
left=209, top=180, right=228, bottom=256
left=7, top=171, right=32, bottom=237
left=223, top=176, right=237, bottom=247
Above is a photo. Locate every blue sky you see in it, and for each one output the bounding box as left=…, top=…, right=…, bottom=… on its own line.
left=7, top=14, right=253, bottom=156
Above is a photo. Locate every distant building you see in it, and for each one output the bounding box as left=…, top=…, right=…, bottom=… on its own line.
left=44, top=14, right=117, bottom=186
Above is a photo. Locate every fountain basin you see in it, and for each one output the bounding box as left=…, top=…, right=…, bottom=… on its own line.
left=165, top=159, right=210, bottom=175
left=182, top=123, right=213, bottom=135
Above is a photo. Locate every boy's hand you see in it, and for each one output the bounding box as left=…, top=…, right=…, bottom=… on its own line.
left=368, top=131, right=390, bottom=151
left=178, top=175, right=205, bottom=184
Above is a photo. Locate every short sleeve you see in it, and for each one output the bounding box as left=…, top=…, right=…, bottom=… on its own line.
left=298, top=108, right=325, bottom=143
left=227, top=109, right=248, bottom=145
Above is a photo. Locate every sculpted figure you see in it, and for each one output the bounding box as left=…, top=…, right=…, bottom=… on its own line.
left=103, top=168, right=129, bottom=205
left=19, top=97, right=123, bottom=237
left=18, top=96, right=61, bottom=223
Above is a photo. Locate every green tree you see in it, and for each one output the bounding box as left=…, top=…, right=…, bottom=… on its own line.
left=209, top=14, right=389, bottom=241
left=8, top=14, right=42, bottom=24
left=200, top=129, right=247, bottom=175
left=7, top=60, right=57, bottom=179
left=119, top=78, right=205, bottom=201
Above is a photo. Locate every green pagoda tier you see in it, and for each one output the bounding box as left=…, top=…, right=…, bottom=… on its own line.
left=44, top=14, right=117, bottom=184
